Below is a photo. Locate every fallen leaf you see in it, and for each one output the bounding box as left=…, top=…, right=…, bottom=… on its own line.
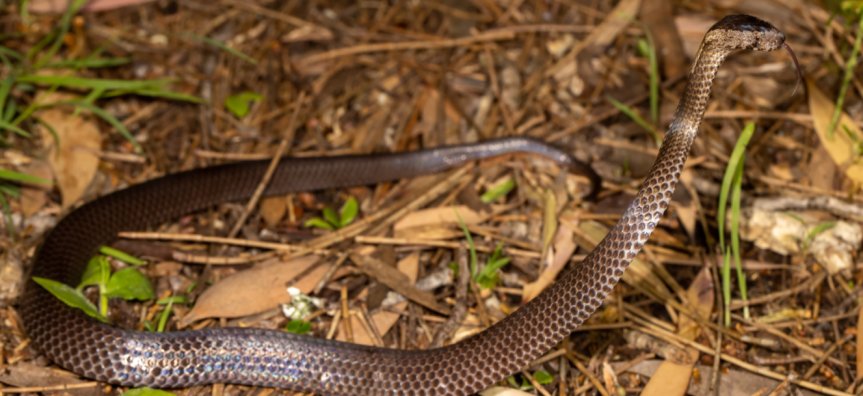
left=617, top=359, right=822, bottom=396
left=180, top=255, right=325, bottom=326
left=394, top=205, right=489, bottom=231
left=806, top=78, right=863, bottom=185
left=393, top=225, right=463, bottom=240
left=260, top=195, right=287, bottom=228
left=18, top=160, right=53, bottom=217
left=641, top=265, right=711, bottom=395
left=37, top=109, right=102, bottom=210
left=281, top=24, right=334, bottom=43
left=523, top=223, right=575, bottom=302
left=337, top=252, right=419, bottom=345
left=0, top=362, right=99, bottom=396
left=584, top=0, right=642, bottom=47
left=806, top=146, right=837, bottom=190
left=479, top=387, right=533, bottom=396
left=29, top=0, right=157, bottom=13
left=352, top=253, right=450, bottom=315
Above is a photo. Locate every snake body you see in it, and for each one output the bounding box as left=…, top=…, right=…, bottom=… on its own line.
left=21, top=14, right=792, bottom=396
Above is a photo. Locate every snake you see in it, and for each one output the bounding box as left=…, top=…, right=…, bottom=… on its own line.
left=20, top=14, right=798, bottom=396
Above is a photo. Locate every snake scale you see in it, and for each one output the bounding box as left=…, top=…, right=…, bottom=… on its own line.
left=20, top=14, right=796, bottom=396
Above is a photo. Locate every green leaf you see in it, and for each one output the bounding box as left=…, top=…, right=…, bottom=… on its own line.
left=99, top=246, right=146, bottom=266
left=118, top=387, right=176, bottom=396
left=225, top=92, right=263, bottom=118
left=105, top=268, right=155, bottom=301
left=322, top=207, right=340, bottom=228
left=534, top=370, right=553, bottom=384
left=448, top=261, right=459, bottom=277
left=304, top=217, right=335, bottom=230
left=78, top=256, right=110, bottom=290
left=476, top=241, right=510, bottom=289
left=33, top=277, right=108, bottom=323
left=340, top=198, right=359, bottom=227
left=286, top=319, right=312, bottom=334
left=481, top=178, right=516, bottom=203
left=0, top=169, right=51, bottom=184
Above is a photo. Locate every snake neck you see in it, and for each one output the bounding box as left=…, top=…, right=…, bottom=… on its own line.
left=667, top=43, right=730, bottom=140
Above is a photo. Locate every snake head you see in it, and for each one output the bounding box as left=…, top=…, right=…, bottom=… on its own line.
left=708, top=14, right=803, bottom=94
left=707, top=14, right=785, bottom=52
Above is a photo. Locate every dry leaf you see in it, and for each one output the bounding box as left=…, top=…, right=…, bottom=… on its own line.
left=180, top=255, right=325, bottom=326
left=806, top=78, right=863, bottom=185
left=617, top=359, right=823, bottom=396
left=640, top=265, right=710, bottom=395
left=18, top=160, right=53, bottom=217
left=394, top=205, right=487, bottom=231
left=679, top=266, right=713, bottom=340
left=37, top=109, right=102, bottom=210
left=500, top=65, right=521, bottom=113
left=282, top=24, right=334, bottom=43
left=393, top=225, right=463, bottom=240
left=523, top=223, right=575, bottom=302
left=260, top=195, right=287, bottom=228
left=584, top=0, right=642, bottom=47
left=0, top=361, right=100, bottom=396
left=29, top=0, right=156, bottom=13
left=337, top=252, right=419, bottom=345
left=479, top=387, right=533, bottom=396
left=806, top=146, right=837, bottom=190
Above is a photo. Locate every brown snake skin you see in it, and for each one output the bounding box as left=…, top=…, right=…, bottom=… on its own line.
left=21, top=14, right=795, bottom=396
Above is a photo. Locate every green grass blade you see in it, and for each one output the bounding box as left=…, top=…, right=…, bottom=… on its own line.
left=0, top=169, right=52, bottom=184
left=0, top=183, right=21, bottom=198
left=44, top=57, right=131, bottom=69
left=606, top=95, right=661, bottom=147
left=33, top=117, right=61, bottom=155
left=47, top=101, right=142, bottom=153
left=16, top=75, right=174, bottom=91
left=0, top=45, right=24, bottom=62
left=103, top=88, right=206, bottom=104
left=99, top=246, right=147, bottom=265
left=722, top=247, right=731, bottom=326
left=32, top=0, right=90, bottom=70
left=0, top=72, right=15, bottom=118
left=730, top=158, right=749, bottom=319
left=453, top=208, right=478, bottom=278
left=0, top=192, right=14, bottom=238
left=827, top=7, right=863, bottom=139
left=0, top=119, right=31, bottom=138
left=481, top=178, right=515, bottom=203
left=178, top=33, right=257, bottom=65
left=717, top=122, right=756, bottom=252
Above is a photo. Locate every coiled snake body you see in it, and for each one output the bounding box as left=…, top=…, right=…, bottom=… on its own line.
left=21, top=14, right=795, bottom=396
